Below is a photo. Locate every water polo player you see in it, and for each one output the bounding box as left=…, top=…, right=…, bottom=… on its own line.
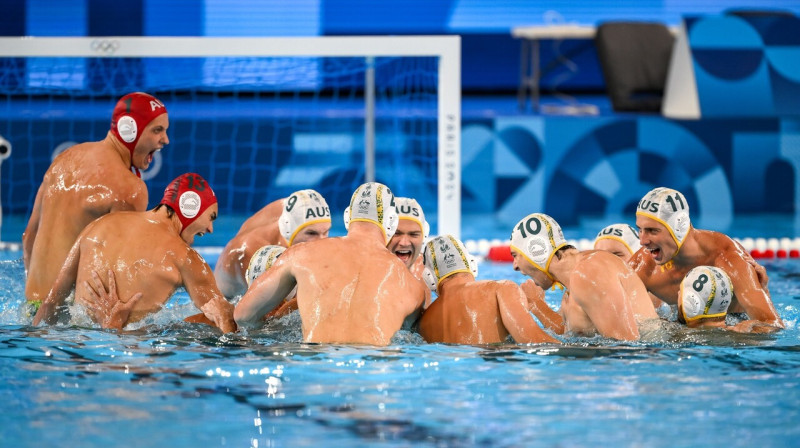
left=214, top=189, right=331, bottom=298
left=24, top=92, right=169, bottom=309
left=510, top=213, right=659, bottom=341
left=417, top=235, right=557, bottom=344
left=235, top=182, right=425, bottom=345
left=33, top=173, right=235, bottom=333
left=632, top=187, right=783, bottom=332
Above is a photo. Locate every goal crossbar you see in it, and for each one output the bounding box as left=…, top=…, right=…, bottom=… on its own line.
left=0, top=35, right=461, bottom=238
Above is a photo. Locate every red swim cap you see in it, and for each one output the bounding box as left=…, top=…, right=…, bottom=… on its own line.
left=110, top=92, right=167, bottom=158
left=159, top=173, right=217, bottom=233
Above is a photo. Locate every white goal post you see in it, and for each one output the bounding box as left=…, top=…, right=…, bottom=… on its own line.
left=0, top=35, right=462, bottom=238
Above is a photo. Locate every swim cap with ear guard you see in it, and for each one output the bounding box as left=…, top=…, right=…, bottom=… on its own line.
left=594, top=223, right=641, bottom=255
left=636, top=187, right=691, bottom=249
left=245, top=245, right=297, bottom=301
left=510, top=213, right=567, bottom=281
left=343, top=182, right=398, bottom=243
left=395, top=197, right=430, bottom=238
left=278, top=189, right=331, bottom=246
left=422, top=235, right=479, bottom=292
left=246, top=245, right=286, bottom=287
left=111, top=92, right=167, bottom=158
left=159, top=173, right=217, bottom=234
left=679, top=266, right=733, bottom=323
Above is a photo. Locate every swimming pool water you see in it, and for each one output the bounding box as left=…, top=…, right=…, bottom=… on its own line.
left=1, top=250, right=799, bottom=447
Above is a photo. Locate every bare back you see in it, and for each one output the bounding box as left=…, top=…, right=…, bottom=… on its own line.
left=419, top=279, right=557, bottom=344
left=71, top=212, right=204, bottom=323
left=25, top=139, right=146, bottom=302
left=566, top=251, right=659, bottom=340
left=214, top=199, right=283, bottom=298
left=294, top=236, right=424, bottom=344
left=236, top=232, right=426, bottom=345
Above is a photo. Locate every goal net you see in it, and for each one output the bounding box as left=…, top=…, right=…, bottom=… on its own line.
left=0, top=36, right=460, bottom=239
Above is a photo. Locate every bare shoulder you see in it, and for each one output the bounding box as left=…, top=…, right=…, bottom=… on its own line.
left=241, top=199, right=283, bottom=231
left=489, top=279, right=522, bottom=293
left=253, top=199, right=284, bottom=223
left=77, top=143, right=146, bottom=202
left=695, top=228, right=736, bottom=251
left=571, top=252, right=621, bottom=288
left=262, top=198, right=285, bottom=216
left=175, top=244, right=208, bottom=271
left=471, top=279, right=521, bottom=299
left=578, top=250, right=626, bottom=273
left=694, top=229, right=746, bottom=263
left=628, top=248, right=655, bottom=278
left=275, top=237, right=333, bottom=263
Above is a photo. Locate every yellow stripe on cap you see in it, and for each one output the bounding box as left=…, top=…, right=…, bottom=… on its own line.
left=427, top=239, right=440, bottom=279
left=509, top=243, right=559, bottom=282
left=698, top=274, right=726, bottom=320
left=540, top=216, right=565, bottom=280
left=350, top=218, right=384, bottom=234
left=376, top=186, right=384, bottom=226
left=636, top=211, right=683, bottom=250
left=427, top=236, right=474, bottom=288
left=399, top=216, right=425, bottom=234
left=287, top=217, right=331, bottom=246
left=594, top=235, right=636, bottom=255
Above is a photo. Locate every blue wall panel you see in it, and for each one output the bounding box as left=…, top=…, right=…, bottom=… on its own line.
left=481, top=115, right=795, bottom=231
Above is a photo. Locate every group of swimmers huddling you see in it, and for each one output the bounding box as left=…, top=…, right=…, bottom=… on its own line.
left=33, top=178, right=783, bottom=344
left=23, top=92, right=783, bottom=345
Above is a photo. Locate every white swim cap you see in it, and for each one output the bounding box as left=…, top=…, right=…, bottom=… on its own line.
left=509, top=213, right=567, bottom=281
left=422, top=235, right=479, bottom=292
left=636, top=187, right=691, bottom=249
left=594, top=223, right=641, bottom=255
left=679, top=266, right=733, bottom=323
left=395, top=197, right=430, bottom=238
left=245, top=245, right=286, bottom=287
left=343, top=182, right=399, bottom=243
left=278, top=189, right=331, bottom=246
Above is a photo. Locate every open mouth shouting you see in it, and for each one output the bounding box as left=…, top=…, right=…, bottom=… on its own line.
left=145, top=148, right=161, bottom=167
left=645, top=245, right=663, bottom=262
left=394, top=248, right=413, bottom=265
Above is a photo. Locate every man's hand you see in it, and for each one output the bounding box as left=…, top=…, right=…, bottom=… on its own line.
left=83, top=270, right=142, bottom=331
left=749, top=259, right=769, bottom=291
left=520, top=279, right=546, bottom=313
left=736, top=240, right=770, bottom=291
left=520, top=279, right=565, bottom=334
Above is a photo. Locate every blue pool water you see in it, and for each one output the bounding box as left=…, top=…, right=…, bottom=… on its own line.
left=1, top=236, right=800, bottom=446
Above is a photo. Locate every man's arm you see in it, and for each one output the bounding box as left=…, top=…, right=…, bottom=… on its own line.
left=234, top=257, right=297, bottom=330
left=497, top=282, right=560, bottom=344
left=32, top=237, right=81, bottom=325
left=733, top=239, right=769, bottom=290
left=213, top=243, right=248, bottom=299
left=22, top=186, right=44, bottom=273
left=520, top=279, right=565, bottom=334
left=400, top=277, right=428, bottom=330
left=181, top=250, right=237, bottom=333
left=719, top=252, right=783, bottom=330
left=265, top=297, right=298, bottom=320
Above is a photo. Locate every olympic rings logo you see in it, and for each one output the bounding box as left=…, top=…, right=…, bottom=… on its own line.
left=90, top=39, right=120, bottom=54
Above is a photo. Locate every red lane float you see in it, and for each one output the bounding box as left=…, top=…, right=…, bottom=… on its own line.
left=479, top=243, right=800, bottom=262
left=487, top=245, right=513, bottom=262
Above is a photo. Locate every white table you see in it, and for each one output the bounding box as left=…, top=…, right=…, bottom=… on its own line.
left=512, top=24, right=678, bottom=113
left=511, top=24, right=597, bottom=112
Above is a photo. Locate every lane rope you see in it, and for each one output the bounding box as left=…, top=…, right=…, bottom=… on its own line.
left=468, top=237, right=800, bottom=262
left=4, top=237, right=797, bottom=261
